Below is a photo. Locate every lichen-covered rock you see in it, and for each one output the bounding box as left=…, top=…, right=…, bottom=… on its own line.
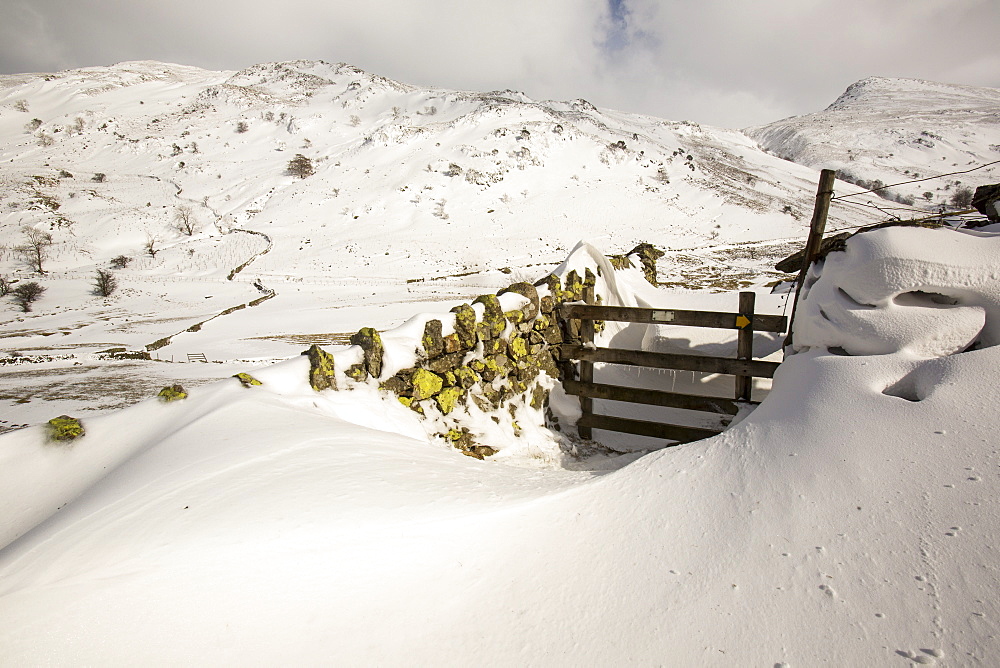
left=350, top=327, right=384, bottom=379
left=411, top=368, right=444, bottom=401
left=499, top=282, right=539, bottom=320
left=47, top=415, right=84, bottom=442
left=443, top=333, right=463, bottom=354
left=479, top=334, right=503, bottom=356
left=627, top=242, right=664, bottom=285
left=380, top=368, right=414, bottom=396
left=608, top=254, right=634, bottom=270
left=450, top=303, right=478, bottom=348
left=474, top=294, right=506, bottom=338
left=421, top=319, right=444, bottom=359
left=303, top=344, right=337, bottom=392
left=233, top=372, right=262, bottom=387
left=540, top=295, right=555, bottom=314
left=540, top=274, right=561, bottom=299
left=507, top=334, right=528, bottom=359
left=452, top=366, right=479, bottom=389
left=158, top=384, right=188, bottom=402
left=345, top=363, right=368, bottom=382
left=425, top=352, right=464, bottom=375
left=530, top=383, right=547, bottom=409
left=526, top=349, right=560, bottom=379
left=564, top=270, right=584, bottom=301
left=436, top=386, right=463, bottom=415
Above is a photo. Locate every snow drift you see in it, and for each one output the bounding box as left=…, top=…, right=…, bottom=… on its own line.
left=1, top=225, right=999, bottom=665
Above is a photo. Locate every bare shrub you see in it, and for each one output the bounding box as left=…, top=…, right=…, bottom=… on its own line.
left=110, top=255, right=132, bottom=269
left=12, top=282, right=45, bottom=312
left=951, top=186, right=974, bottom=208
left=93, top=268, right=117, bottom=297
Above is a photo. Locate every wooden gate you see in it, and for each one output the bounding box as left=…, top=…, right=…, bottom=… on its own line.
left=558, top=291, right=787, bottom=445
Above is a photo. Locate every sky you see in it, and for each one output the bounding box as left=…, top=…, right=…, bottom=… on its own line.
left=1, top=0, right=998, bottom=128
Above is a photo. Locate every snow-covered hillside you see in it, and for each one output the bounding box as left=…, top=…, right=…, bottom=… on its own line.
left=747, top=76, right=1000, bottom=207
left=0, top=59, right=889, bottom=427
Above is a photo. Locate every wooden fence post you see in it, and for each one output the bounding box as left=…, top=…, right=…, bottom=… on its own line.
left=784, top=168, right=837, bottom=349
left=735, top=291, right=755, bottom=401
left=578, top=284, right=596, bottom=440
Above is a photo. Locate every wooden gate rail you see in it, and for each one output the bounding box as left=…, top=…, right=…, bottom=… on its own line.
left=557, top=292, right=787, bottom=445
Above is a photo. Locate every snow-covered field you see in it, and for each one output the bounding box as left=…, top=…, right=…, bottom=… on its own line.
left=1, top=61, right=999, bottom=664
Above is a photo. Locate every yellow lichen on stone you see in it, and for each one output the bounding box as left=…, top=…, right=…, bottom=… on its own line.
left=157, top=384, right=188, bottom=402
left=47, top=415, right=84, bottom=442
left=508, top=334, right=528, bottom=359
left=303, top=344, right=337, bottom=392
left=436, top=386, right=463, bottom=415
left=233, top=372, right=262, bottom=387
left=411, top=368, right=444, bottom=400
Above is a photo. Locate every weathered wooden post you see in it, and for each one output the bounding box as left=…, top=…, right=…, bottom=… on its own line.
left=578, top=283, right=596, bottom=440
left=735, top=291, right=755, bottom=401
left=784, top=168, right=837, bottom=348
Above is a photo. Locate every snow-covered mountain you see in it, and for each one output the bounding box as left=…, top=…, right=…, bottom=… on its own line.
left=747, top=76, right=1000, bottom=206
left=0, top=59, right=864, bottom=286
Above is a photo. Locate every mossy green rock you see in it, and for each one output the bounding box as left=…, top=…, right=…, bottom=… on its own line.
left=450, top=303, right=478, bottom=348
left=233, top=372, right=262, bottom=387
left=47, top=415, right=84, bottom=442
left=411, top=368, right=444, bottom=400
left=436, top=386, right=463, bottom=415
left=421, top=319, right=444, bottom=359
left=158, top=384, right=188, bottom=402
left=303, top=344, right=337, bottom=392
left=349, top=327, right=384, bottom=379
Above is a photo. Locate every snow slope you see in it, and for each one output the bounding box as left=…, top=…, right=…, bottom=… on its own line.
left=747, top=76, right=1000, bottom=206
left=1, top=225, right=999, bottom=665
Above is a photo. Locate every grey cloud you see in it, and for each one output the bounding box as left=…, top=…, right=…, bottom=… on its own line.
left=1, top=0, right=997, bottom=128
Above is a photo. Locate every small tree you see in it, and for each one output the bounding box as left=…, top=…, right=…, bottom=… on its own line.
left=93, top=268, right=117, bottom=297
left=287, top=154, right=314, bottom=179
left=12, top=282, right=45, bottom=312
left=144, top=234, right=159, bottom=258
left=14, top=227, right=53, bottom=273
left=110, top=254, right=132, bottom=269
left=236, top=120, right=249, bottom=133
left=174, top=205, right=197, bottom=235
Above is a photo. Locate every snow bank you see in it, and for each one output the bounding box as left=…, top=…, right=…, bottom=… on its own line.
left=1, top=227, right=999, bottom=665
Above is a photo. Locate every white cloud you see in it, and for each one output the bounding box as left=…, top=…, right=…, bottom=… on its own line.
left=0, top=0, right=997, bottom=128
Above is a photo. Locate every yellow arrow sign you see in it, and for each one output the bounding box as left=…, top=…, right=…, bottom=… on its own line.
left=735, top=315, right=751, bottom=329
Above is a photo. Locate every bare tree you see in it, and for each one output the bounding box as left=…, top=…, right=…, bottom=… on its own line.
left=93, top=268, right=117, bottom=297
left=14, top=227, right=53, bottom=273
left=11, top=282, right=45, bottom=312
left=174, top=205, right=197, bottom=235
left=144, top=234, right=159, bottom=258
